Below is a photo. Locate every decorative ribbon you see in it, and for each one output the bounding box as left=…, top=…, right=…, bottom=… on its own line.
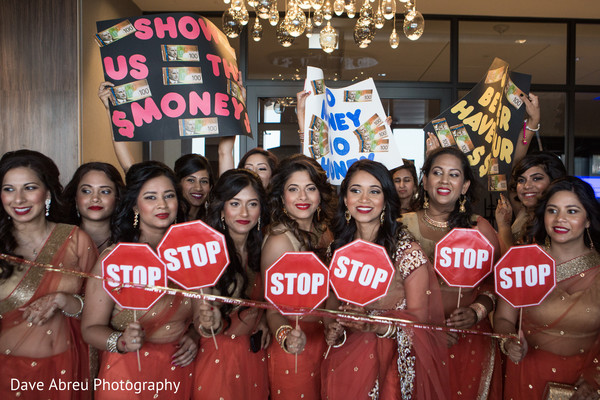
left=0, top=253, right=516, bottom=340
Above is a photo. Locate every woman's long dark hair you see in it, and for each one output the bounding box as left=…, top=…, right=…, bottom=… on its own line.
left=390, top=159, right=419, bottom=212
left=111, top=161, right=184, bottom=244
left=510, top=152, right=567, bottom=202
left=174, top=154, right=214, bottom=221
left=238, top=148, right=279, bottom=174
left=0, top=150, right=64, bottom=279
left=62, top=162, right=124, bottom=225
left=417, top=147, right=479, bottom=229
left=268, top=155, right=335, bottom=259
left=331, top=160, right=402, bottom=258
left=205, top=169, right=268, bottom=326
left=529, top=176, right=600, bottom=249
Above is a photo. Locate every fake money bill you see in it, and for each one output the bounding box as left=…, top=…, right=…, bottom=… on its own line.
left=450, top=123, right=474, bottom=153
left=179, top=118, right=219, bottom=136
left=354, top=134, right=389, bottom=153
left=432, top=118, right=456, bottom=147
left=505, top=78, right=525, bottom=109
left=344, top=89, right=373, bottom=102
left=95, top=20, right=136, bottom=47
left=488, top=174, right=507, bottom=192
left=310, top=79, right=325, bottom=95
left=485, top=66, right=506, bottom=84
left=109, top=79, right=151, bottom=106
left=162, top=67, right=203, bottom=85
left=308, top=115, right=330, bottom=158
left=227, top=79, right=245, bottom=105
left=161, top=45, right=200, bottom=62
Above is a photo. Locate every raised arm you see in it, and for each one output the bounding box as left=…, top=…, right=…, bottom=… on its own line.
left=98, top=81, right=137, bottom=173
left=513, top=93, right=540, bottom=166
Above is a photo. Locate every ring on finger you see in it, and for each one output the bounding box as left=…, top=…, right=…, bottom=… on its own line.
left=132, top=338, right=137, bottom=344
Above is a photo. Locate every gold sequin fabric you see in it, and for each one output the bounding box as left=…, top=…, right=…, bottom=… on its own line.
left=394, top=230, right=428, bottom=280
left=556, top=251, right=600, bottom=282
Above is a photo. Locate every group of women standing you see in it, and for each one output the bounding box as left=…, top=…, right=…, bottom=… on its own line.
left=0, top=86, right=599, bottom=400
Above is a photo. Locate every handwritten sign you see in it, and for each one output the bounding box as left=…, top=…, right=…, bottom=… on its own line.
left=96, top=13, right=251, bottom=141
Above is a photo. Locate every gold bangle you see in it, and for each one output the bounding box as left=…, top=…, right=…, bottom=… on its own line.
left=62, top=294, right=84, bottom=318
left=276, top=325, right=293, bottom=347
left=498, top=337, right=510, bottom=356
left=376, top=324, right=397, bottom=339
left=469, top=302, right=488, bottom=323
left=106, top=331, right=123, bottom=353
left=199, top=320, right=223, bottom=338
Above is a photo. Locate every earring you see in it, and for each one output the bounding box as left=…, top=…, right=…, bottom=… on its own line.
left=283, top=207, right=290, bottom=218
left=345, top=210, right=351, bottom=224
left=545, top=236, right=551, bottom=248
left=413, top=192, right=419, bottom=200
left=221, top=215, right=227, bottom=230
left=459, top=195, right=466, bottom=213
left=76, top=208, right=80, bottom=218
left=587, top=227, right=594, bottom=250
left=45, top=198, right=51, bottom=217
left=316, top=206, right=322, bottom=221
left=133, top=211, right=139, bottom=228
left=423, top=192, right=429, bottom=209
left=257, top=216, right=261, bottom=231
left=380, top=206, right=386, bottom=226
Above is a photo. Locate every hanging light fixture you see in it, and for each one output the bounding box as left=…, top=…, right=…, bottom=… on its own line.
left=403, top=2, right=424, bottom=41
left=319, top=21, right=338, bottom=53
left=389, top=13, right=399, bottom=48
left=251, top=17, right=263, bottom=41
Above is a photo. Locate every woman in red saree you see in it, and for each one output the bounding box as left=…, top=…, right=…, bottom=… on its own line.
left=321, top=159, right=450, bottom=400
left=0, top=150, right=97, bottom=399
left=495, top=176, right=600, bottom=399
left=261, top=155, right=336, bottom=399
left=402, top=147, right=502, bottom=399
left=193, top=169, right=270, bottom=399
left=82, top=161, right=198, bottom=400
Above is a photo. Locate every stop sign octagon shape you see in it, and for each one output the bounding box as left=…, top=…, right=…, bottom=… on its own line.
left=264, top=252, right=329, bottom=316
left=329, top=239, right=395, bottom=306
left=157, top=220, right=229, bottom=290
left=494, top=244, right=556, bottom=308
left=434, top=228, right=495, bottom=288
left=102, top=243, right=167, bottom=310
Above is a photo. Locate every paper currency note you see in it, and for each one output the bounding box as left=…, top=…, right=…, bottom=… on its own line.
left=308, top=115, right=329, bottom=157
left=450, top=123, right=474, bottom=153
left=344, top=90, right=373, bottom=102
left=505, top=78, right=525, bottom=109
left=432, top=118, right=456, bottom=147
left=109, top=79, right=152, bottom=106
left=95, top=20, right=136, bottom=47
left=162, top=67, right=203, bottom=85
left=178, top=118, right=219, bottom=136
left=310, top=79, right=325, bottom=95
left=227, top=79, right=245, bottom=105
left=161, top=45, right=200, bottom=62
left=488, top=174, right=507, bottom=191
left=487, top=157, right=500, bottom=175
left=485, top=66, right=506, bottom=84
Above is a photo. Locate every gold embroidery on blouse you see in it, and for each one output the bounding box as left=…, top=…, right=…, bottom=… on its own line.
left=476, top=337, right=497, bottom=399
left=394, top=230, right=428, bottom=280
left=556, top=251, right=600, bottom=282
left=0, top=224, right=74, bottom=315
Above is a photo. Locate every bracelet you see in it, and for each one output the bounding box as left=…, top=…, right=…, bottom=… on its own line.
left=275, top=325, right=293, bottom=348
left=469, top=302, right=488, bottom=323
left=522, top=121, right=527, bottom=145
left=498, top=337, right=510, bottom=356
left=199, top=320, right=223, bottom=338
left=62, top=294, right=84, bottom=318
left=376, top=324, right=397, bottom=339
left=106, top=331, right=123, bottom=353
left=525, top=120, right=540, bottom=132
left=480, top=291, right=497, bottom=310
left=332, top=329, right=347, bottom=348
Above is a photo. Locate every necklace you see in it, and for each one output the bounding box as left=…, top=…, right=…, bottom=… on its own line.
left=18, top=225, right=51, bottom=258
left=422, top=210, right=449, bottom=231
left=96, top=236, right=110, bottom=250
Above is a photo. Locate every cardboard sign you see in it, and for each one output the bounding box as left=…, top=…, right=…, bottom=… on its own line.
left=434, top=228, right=494, bottom=288
left=96, top=13, right=251, bottom=142
left=264, top=252, right=329, bottom=315
left=302, top=66, right=402, bottom=184
left=329, top=239, right=395, bottom=306
left=102, top=243, right=167, bottom=310
left=494, top=244, right=556, bottom=308
left=423, top=58, right=531, bottom=193
left=156, top=220, right=230, bottom=290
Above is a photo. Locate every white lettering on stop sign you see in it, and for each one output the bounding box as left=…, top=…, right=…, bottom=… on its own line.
left=499, top=264, right=551, bottom=289
left=333, top=256, right=389, bottom=289
left=162, top=241, right=222, bottom=271
left=270, top=272, right=325, bottom=295
left=438, top=247, right=489, bottom=269
left=106, top=264, right=162, bottom=287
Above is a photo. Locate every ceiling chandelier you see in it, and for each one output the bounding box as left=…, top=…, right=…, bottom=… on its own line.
left=222, top=0, right=424, bottom=52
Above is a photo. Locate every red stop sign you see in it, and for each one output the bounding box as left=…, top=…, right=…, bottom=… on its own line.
left=329, top=239, right=395, bottom=306
left=434, top=228, right=494, bottom=288
left=102, top=243, right=167, bottom=310
left=264, top=252, right=329, bottom=316
left=494, top=245, right=556, bottom=308
left=157, top=220, right=229, bottom=290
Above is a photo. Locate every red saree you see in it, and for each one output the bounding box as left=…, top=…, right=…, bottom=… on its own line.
left=504, top=251, right=600, bottom=399
left=321, top=230, right=450, bottom=400
left=193, top=274, right=269, bottom=400
left=0, top=224, right=97, bottom=400
left=95, top=295, right=194, bottom=400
